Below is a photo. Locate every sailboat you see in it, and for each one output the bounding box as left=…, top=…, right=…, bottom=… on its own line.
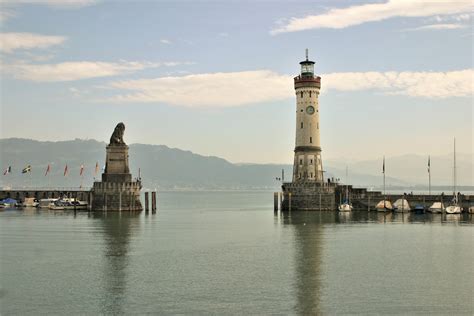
left=338, top=166, right=353, bottom=212
left=393, top=198, right=411, bottom=212
left=376, top=156, right=393, bottom=212
left=445, top=138, right=462, bottom=214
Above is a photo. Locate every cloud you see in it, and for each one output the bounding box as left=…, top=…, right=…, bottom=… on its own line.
left=160, top=39, right=171, bottom=44
left=271, top=0, right=473, bottom=34
left=104, top=69, right=473, bottom=107
left=0, top=8, right=15, bottom=24
left=1, top=0, right=98, bottom=8
left=106, top=70, right=293, bottom=107
left=0, top=32, right=66, bottom=53
left=407, top=23, right=468, bottom=31
left=323, top=70, right=473, bottom=98
left=3, top=60, right=174, bottom=81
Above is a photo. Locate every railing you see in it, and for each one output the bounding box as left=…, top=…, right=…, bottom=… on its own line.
left=1, top=187, right=92, bottom=191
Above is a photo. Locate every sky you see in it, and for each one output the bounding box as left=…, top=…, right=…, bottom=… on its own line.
left=0, top=0, right=472, bottom=164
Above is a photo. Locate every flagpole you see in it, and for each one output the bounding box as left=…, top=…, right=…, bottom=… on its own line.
left=428, top=155, right=431, bottom=196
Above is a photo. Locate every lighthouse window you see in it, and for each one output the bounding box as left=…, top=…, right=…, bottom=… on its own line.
left=310, top=159, right=313, bottom=164
left=310, top=172, right=313, bottom=178
left=317, top=123, right=319, bottom=129
left=300, top=92, right=303, bottom=98
left=299, top=159, right=303, bottom=165
left=310, top=137, right=313, bottom=143
left=301, top=122, right=303, bottom=128
left=309, top=91, right=312, bottom=98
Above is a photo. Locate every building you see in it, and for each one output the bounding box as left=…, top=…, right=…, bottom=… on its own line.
left=281, top=51, right=336, bottom=211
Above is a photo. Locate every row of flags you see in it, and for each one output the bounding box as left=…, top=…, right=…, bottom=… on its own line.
left=382, top=155, right=431, bottom=173
left=3, top=162, right=103, bottom=177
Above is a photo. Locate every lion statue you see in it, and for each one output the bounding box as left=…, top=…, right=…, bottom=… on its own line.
left=109, top=122, right=126, bottom=145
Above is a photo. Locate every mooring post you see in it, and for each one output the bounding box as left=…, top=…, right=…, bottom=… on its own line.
left=274, top=192, right=278, bottom=212
left=152, top=191, right=156, bottom=213
left=88, top=191, right=93, bottom=211
left=145, top=192, right=149, bottom=213
left=279, top=192, right=282, bottom=211
left=119, top=189, right=122, bottom=212
left=319, top=192, right=322, bottom=211
left=289, top=193, right=292, bottom=211
left=368, top=195, right=371, bottom=212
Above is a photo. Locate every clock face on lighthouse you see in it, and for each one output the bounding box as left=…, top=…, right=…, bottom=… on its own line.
left=306, top=106, right=315, bottom=115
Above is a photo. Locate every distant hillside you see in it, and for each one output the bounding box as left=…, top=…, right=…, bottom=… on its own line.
left=0, top=138, right=471, bottom=190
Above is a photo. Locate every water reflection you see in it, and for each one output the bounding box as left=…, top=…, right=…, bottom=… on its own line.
left=92, top=212, right=141, bottom=315
left=280, top=212, right=335, bottom=315
left=277, top=210, right=472, bottom=314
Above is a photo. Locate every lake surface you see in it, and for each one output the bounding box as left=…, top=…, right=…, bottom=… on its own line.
left=1, top=191, right=473, bottom=315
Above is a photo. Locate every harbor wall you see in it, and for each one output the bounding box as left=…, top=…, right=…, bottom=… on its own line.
left=281, top=182, right=473, bottom=211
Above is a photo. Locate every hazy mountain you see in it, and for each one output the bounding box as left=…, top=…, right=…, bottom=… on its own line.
left=0, top=138, right=471, bottom=190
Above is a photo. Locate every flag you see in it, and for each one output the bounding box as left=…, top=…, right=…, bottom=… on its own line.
left=101, top=165, right=105, bottom=173
left=64, top=164, right=68, bottom=177
left=80, top=164, right=84, bottom=176
left=22, top=165, right=31, bottom=174
left=94, top=162, right=99, bottom=176
left=428, top=156, right=430, bottom=173
left=45, top=164, right=51, bottom=176
left=382, top=156, right=385, bottom=174
left=3, top=166, right=11, bottom=175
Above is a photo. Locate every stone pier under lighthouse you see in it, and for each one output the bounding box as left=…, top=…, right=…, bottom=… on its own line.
left=281, top=51, right=336, bottom=211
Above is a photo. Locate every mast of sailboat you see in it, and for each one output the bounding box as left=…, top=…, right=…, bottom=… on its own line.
left=428, top=155, right=431, bottom=196
left=345, top=166, right=349, bottom=202
left=453, top=137, right=457, bottom=203
left=383, top=156, right=386, bottom=197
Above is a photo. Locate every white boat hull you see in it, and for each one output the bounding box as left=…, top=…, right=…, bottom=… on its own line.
left=445, top=205, right=462, bottom=214
left=338, top=203, right=353, bottom=212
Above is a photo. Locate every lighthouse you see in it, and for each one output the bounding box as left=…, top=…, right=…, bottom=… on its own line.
left=292, top=49, right=323, bottom=182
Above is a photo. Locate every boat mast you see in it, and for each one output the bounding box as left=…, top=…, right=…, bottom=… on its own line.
left=453, top=137, right=457, bottom=203
left=428, top=155, right=431, bottom=196
left=383, top=156, right=386, bottom=197
left=345, top=166, right=349, bottom=202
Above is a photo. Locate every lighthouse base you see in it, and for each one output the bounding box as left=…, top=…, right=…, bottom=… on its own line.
left=281, top=182, right=336, bottom=211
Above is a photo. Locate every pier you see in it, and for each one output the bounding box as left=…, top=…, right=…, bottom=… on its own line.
left=278, top=184, right=473, bottom=211
left=0, top=187, right=92, bottom=204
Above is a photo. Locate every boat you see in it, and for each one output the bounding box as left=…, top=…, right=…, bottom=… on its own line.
left=414, top=204, right=425, bottom=214
left=445, top=138, right=462, bottom=214
left=0, top=198, right=17, bottom=208
left=376, top=200, right=393, bottom=212
left=393, top=198, right=411, bottom=212
left=338, top=166, right=353, bottom=212
left=22, top=197, right=39, bottom=208
left=376, top=157, right=392, bottom=212
left=428, top=202, right=445, bottom=213
left=39, top=198, right=58, bottom=208
left=49, top=198, right=88, bottom=210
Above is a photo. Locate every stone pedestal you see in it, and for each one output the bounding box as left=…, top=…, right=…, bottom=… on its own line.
left=281, top=181, right=336, bottom=211
left=91, top=144, right=142, bottom=211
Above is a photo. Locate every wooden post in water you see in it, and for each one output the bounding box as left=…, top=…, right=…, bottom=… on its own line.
left=289, top=193, right=292, bottom=211
left=368, top=195, right=371, bottom=212
left=88, top=190, right=93, bottom=211
left=319, top=192, right=322, bottom=211
left=279, top=192, right=282, bottom=211
left=145, top=192, right=149, bottom=213
left=274, top=192, right=278, bottom=212
left=119, top=189, right=122, bottom=212
left=151, top=191, right=157, bottom=213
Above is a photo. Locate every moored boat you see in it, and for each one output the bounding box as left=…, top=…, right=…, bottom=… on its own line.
left=39, top=198, right=58, bottom=208
left=338, top=167, right=353, bottom=212
left=445, top=138, right=462, bottom=215
left=393, top=198, right=411, bottom=212
left=376, top=200, right=393, bottom=212
left=428, top=202, right=445, bottom=213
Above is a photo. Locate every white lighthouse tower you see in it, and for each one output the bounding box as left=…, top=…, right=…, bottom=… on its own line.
left=292, top=49, right=323, bottom=183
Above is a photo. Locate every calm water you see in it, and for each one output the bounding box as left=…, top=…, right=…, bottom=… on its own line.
left=1, top=191, right=473, bottom=315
